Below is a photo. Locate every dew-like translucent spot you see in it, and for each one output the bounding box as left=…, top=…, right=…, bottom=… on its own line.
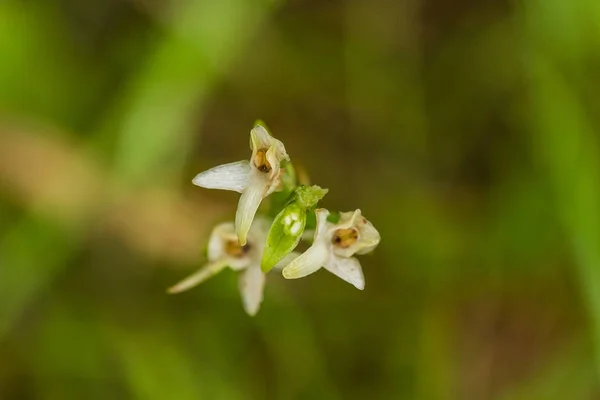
left=288, top=220, right=303, bottom=236
left=283, top=210, right=303, bottom=236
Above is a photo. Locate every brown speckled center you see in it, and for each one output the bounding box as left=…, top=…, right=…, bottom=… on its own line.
left=332, top=228, right=359, bottom=248
left=254, top=149, right=272, bottom=173
left=225, top=240, right=251, bottom=258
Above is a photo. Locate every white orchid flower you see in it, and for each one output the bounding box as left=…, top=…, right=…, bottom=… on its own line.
left=282, top=209, right=380, bottom=290
left=192, top=124, right=289, bottom=245
left=167, top=218, right=295, bottom=316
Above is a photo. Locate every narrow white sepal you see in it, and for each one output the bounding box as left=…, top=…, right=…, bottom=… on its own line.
left=207, top=222, right=236, bottom=260
left=355, top=220, right=381, bottom=255
left=235, top=175, right=267, bottom=245
left=323, top=256, right=365, bottom=290
left=192, top=161, right=251, bottom=193
left=167, top=259, right=228, bottom=294
left=282, top=243, right=328, bottom=279
left=250, top=125, right=273, bottom=150
left=238, top=264, right=265, bottom=316
left=273, top=251, right=301, bottom=271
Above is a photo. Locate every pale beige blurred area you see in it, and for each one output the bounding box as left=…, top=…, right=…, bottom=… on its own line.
left=0, top=121, right=225, bottom=263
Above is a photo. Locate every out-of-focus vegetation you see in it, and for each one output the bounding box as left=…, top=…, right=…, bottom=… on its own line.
left=1, top=0, right=600, bottom=398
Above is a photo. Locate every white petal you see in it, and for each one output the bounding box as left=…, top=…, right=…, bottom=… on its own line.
left=356, top=219, right=381, bottom=255
left=167, top=259, right=228, bottom=294
left=250, top=124, right=273, bottom=150
left=265, top=141, right=289, bottom=170
left=207, top=222, right=236, bottom=261
left=192, top=161, right=251, bottom=193
left=331, top=209, right=381, bottom=257
left=272, top=251, right=301, bottom=270
left=323, top=256, right=365, bottom=290
left=313, top=208, right=332, bottom=240
left=337, top=209, right=362, bottom=230
left=281, top=243, right=328, bottom=279
left=235, top=173, right=268, bottom=245
left=264, top=145, right=283, bottom=194
left=238, top=264, right=266, bottom=316
left=250, top=125, right=289, bottom=174
left=207, top=222, right=253, bottom=270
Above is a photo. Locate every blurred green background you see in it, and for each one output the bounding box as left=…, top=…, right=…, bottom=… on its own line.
left=1, top=0, right=600, bottom=398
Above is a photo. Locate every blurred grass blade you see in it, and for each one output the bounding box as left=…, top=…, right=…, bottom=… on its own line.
left=528, top=58, right=600, bottom=377
left=522, top=0, right=600, bottom=379
left=107, top=325, right=243, bottom=400
left=0, top=215, right=76, bottom=338
left=109, top=0, right=280, bottom=187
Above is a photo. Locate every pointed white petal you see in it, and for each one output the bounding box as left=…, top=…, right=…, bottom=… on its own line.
left=337, top=209, right=362, bottom=230
left=282, top=243, right=328, bottom=279
left=167, top=259, right=228, bottom=294
left=264, top=145, right=283, bottom=192
left=272, top=251, right=301, bottom=270
left=280, top=208, right=333, bottom=278
left=250, top=125, right=273, bottom=150
left=324, top=256, right=365, bottom=290
left=250, top=125, right=289, bottom=170
left=192, top=161, right=251, bottom=193
left=207, top=222, right=236, bottom=261
left=265, top=141, right=289, bottom=170
left=238, top=264, right=266, bottom=316
left=356, top=219, right=381, bottom=255
left=331, top=209, right=381, bottom=257
left=207, top=222, right=253, bottom=269
left=235, top=174, right=268, bottom=245
left=313, top=208, right=331, bottom=240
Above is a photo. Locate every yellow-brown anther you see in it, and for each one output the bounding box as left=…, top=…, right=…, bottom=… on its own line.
left=225, top=240, right=251, bottom=258
left=253, top=149, right=272, bottom=173
left=332, top=228, right=359, bottom=248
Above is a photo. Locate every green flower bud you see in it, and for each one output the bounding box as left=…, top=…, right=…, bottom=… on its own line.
left=261, top=203, right=306, bottom=272
left=261, top=185, right=328, bottom=272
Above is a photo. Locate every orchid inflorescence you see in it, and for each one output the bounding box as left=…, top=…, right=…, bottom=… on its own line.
left=168, top=122, right=381, bottom=315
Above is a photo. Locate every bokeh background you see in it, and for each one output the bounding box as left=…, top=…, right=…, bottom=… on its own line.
left=1, top=0, right=600, bottom=398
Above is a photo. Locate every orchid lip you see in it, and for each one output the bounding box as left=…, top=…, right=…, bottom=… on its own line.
left=281, top=208, right=379, bottom=290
